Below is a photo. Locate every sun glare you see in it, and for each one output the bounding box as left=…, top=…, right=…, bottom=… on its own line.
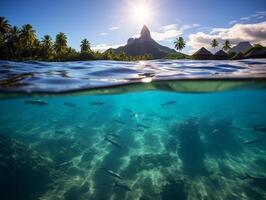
left=131, top=2, right=153, bottom=25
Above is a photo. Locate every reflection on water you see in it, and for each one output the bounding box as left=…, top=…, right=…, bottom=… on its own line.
left=0, top=89, right=266, bottom=200
left=0, top=59, right=266, bottom=93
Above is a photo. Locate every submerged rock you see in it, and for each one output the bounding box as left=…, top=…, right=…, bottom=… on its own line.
left=36, top=137, right=82, bottom=164
left=161, top=179, right=187, bottom=200
left=176, top=118, right=205, bottom=176
left=64, top=183, right=89, bottom=200
left=201, top=117, right=242, bottom=156
left=0, top=134, right=53, bottom=200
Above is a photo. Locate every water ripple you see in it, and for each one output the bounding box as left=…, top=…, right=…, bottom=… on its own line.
left=0, top=59, right=265, bottom=93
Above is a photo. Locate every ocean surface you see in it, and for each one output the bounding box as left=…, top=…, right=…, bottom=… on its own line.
left=0, top=59, right=266, bottom=200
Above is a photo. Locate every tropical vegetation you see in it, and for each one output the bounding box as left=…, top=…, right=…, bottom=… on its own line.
left=210, top=39, right=219, bottom=52
left=1, top=16, right=264, bottom=61
left=222, top=40, right=231, bottom=52
left=174, top=37, right=186, bottom=53
left=0, top=16, right=153, bottom=61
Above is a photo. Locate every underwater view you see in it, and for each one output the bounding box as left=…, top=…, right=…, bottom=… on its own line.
left=0, top=60, right=266, bottom=200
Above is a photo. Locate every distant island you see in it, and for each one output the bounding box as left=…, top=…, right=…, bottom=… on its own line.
left=0, top=16, right=265, bottom=61
left=107, top=25, right=177, bottom=59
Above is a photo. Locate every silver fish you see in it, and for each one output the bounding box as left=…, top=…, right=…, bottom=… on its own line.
left=25, top=99, right=48, bottom=106
left=104, top=136, right=122, bottom=149
left=161, top=101, right=176, bottom=107
left=101, top=168, right=122, bottom=179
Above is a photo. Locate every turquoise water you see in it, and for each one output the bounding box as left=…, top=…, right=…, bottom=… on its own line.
left=1, top=89, right=266, bottom=200
left=0, top=59, right=266, bottom=200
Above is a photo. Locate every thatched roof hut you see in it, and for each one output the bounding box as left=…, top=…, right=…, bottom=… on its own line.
left=229, top=41, right=252, bottom=54
left=192, top=47, right=213, bottom=60
left=212, top=50, right=228, bottom=60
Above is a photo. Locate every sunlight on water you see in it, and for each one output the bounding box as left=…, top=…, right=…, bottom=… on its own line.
left=0, top=59, right=266, bottom=93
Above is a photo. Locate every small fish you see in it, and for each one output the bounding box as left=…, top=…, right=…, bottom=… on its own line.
left=241, top=173, right=266, bottom=181
left=55, top=130, right=65, bottom=134
left=147, top=112, right=158, bottom=117
left=106, top=133, right=120, bottom=138
left=247, top=111, right=259, bottom=115
left=212, top=129, right=219, bottom=134
left=90, top=101, right=105, bottom=106
left=123, top=109, right=133, bottom=113
left=25, top=99, right=48, bottom=106
left=113, top=182, right=132, bottom=191
left=130, top=113, right=138, bottom=118
left=76, top=125, right=83, bottom=129
left=161, top=101, right=176, bottom=107
left=104, top=136, right=122, bottom=149
left=113, top=119, right=126, bottom=125
left=253, top=126, right=266, bottom=133
left=88, top=112, right=96, bottom=119
left=159, top=116, right=173, bottom=120
left=244, top=138, right=264, bottom=144
left=131, top=127, right=144, bottom=132
left=101, top=168, right=122, bottom=179
left=58, top=160, right=73, bottom=167
left=63, top=102, right=76, bottom=107
left=137, top=123, right=150, bottom=129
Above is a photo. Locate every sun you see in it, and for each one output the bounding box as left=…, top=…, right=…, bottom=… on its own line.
left=130, top=2, right=153, bottom=25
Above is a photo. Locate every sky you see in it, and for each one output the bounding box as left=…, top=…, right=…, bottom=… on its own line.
left=1, top=0, right=266, bottom=54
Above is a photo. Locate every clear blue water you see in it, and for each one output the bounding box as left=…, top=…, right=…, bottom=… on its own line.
left=0, top=59, right=266, bottom=200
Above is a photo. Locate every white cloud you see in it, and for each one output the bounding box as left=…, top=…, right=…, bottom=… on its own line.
left=229, top=11, right=266, bottom=25
left=100, top=32, right=108, bottom=36
left=134, top=23, right=200, bottom=42
left=188, top=21, right=266, bottom=54
left=240, top=17, right=250, bottom=21
left=210, top=28, right=228, bottom=34
left=151, top=29, right=182, bottom=41
left=180, top=24, right=200, bottom=31
left=229, top=20, right=237, bottom=25
left=92, top=43, right=124, bottom=52
left=109, top=26, right=120, bottom=31
left=161, top=24, right=178, bottom=31
left=175, top=19, right=182, bottom=23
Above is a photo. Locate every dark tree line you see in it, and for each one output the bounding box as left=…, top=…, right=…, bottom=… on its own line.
left=0, top=17, right=152, bottom=61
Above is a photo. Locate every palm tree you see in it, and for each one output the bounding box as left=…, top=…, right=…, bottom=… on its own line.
left=20, top=24, right=37, bottom=58
left=8, top=26, right=21, bottom=58
left=0, top=17, right=11, bottom=35
left=174, top=37, right=186, bottom=53
left=222, top=40, right=231, bottom=52
left=40, top=35, right=54, bottom=60
left=211, top=39, right=219, bottom=53
left=54, top=32, right=68, bottom=59
left=80, top=39, right=91, bottom=53
left=106, top=49, right=116, bottom=60
left=0, top=17, right=11, bottom=59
